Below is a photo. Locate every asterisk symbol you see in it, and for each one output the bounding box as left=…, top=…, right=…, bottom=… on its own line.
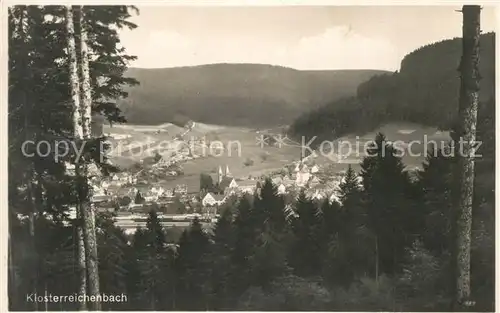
left=274, top=134, right=288, bottom=148
left=256, top=134, right=268, bottom=148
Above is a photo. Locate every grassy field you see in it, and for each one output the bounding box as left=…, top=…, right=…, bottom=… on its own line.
left=104, top=121, right=451, bottom=192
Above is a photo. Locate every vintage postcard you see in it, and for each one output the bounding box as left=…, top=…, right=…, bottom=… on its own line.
left=5, top=2, right=497, bottom=312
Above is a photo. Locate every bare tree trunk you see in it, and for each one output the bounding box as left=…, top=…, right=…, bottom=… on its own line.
left=454, top=5, right=480, bottom=310
left=8, top=230, right=17, bottom=309
left=65, top=6, right=88, bottom=311
left=44, top=282, right=49, bottom=311
left=76, top=221, right=87, bottom=304
left=375, top=234, right=379, bottom=287
left=17, top=7, right=40, bottom=310
left=78, top=6, right=101, bottom=310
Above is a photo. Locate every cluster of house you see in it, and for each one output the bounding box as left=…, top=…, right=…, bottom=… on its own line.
left=86, top=152, right=362, bottom=224
left=200, top=162, right=343, bottom=207
left=110, top=172, right=137, bottom=185
left=152, top=136, right=206, bottom=171
left=89, top=171, right=192, bottom=211
left=154, top=151, right=190, bottom=170
left=201, top=166, right=257, bottom=207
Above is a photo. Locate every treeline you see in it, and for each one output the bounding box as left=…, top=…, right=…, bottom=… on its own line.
left=289, top=33, right=495, bottom=145
left=10, top=132, right=494, bottom=311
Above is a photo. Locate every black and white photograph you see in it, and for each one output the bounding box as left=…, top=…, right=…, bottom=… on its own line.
left=6, top=3, right=497, bottom=311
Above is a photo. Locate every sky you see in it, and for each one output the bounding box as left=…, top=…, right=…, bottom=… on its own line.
left=119, top=6, right=497, bottom=71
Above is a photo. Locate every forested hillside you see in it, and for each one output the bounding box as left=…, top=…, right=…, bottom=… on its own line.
left=290, top=32, right=495, bottom=143
left=117, top=64, right=386, bottom=127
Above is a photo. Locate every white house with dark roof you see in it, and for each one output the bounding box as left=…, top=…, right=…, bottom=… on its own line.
left=295, top=166, right=310, bottom=187
left=143, top=191, right=158, bottom=202
left=309, top=175, right=321, bottom=187
left=311, top=165, right=320, bottom=174
left=277, top=183, right=287, bottom=195
left=174, top=184, right=188, bottom=195
left=164, top=188, right=174, bottom=197
left=202, top=192, right=226, bottom=207
left=151, top=186, right=165, bottom=196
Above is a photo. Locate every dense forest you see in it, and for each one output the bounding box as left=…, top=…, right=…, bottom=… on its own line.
left=289, top=33, right=495, bottom=144
left=117, top=65, right=386, bottom=127
left=8, top=5, right=494, bottom=312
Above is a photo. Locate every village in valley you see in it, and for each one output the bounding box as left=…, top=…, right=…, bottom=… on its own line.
left=78, top=124, right=352, bottom=237
left=60, top=117, right=443, bottom=241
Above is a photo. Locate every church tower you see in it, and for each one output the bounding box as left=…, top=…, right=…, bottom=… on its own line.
left=225, top=165, right=231, bottom=177
left=218, top=166, right=223, bottom=184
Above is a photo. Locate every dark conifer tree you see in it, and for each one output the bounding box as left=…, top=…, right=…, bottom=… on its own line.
left=290, top=192, right=323, bottom=278
left=95, top=213, right=129, bottom=310
left=360, top=133, right=415, bottom=276
left=131, top=210, right=170, bottom=310
left=252, top=179, right=291, bottom=287
left=417, top=147, right=454, bottom=256
left=208, top=207, right=234, bottom=309
left=175, top=218, right=211, bottom=310
left=231, top=196, right=258, bottom=294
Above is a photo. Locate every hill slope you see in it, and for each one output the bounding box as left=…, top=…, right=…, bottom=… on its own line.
left=117, top=64, right=387, bottom=127
left=290, top=32, right=495, bottom=143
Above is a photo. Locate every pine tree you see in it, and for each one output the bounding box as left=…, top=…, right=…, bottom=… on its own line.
left=175, top=218, right=211, bottom=310
left=231, top=195, right=259, bottom=294
left=360, top=133, right=415, bottom=277
left=336, top=165, right=373, bottom=280
left=208, top=208, right=234, bottom=309
left=339, top=165, right=360, bottom=205
left=95, top=213, right=129, bottom=310
left=126, top=228, right=148, bottom=309
left=133, top=210, right=170, bottom=310
left=417, top=147, right=454, bottom=256
left=289, top=192, right=323, bottom=277
left=134, top=190, right=144, bottom=204
left=200, top=173, right=215, bottom=193
left=252, top=179, right=291, bottom=286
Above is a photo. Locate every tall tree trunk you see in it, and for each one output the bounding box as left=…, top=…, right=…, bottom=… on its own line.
left=44, top=282, right=49, bottom=311
left=78, top=6, right=102, bottom=310
left=375, top=234, right=379, bottom=287
left=76, top=221, right=87, bottom=305
left=454, top=5, right=480, bottom=310
left=65, top=6, right=88, bottom=311
left=8, top=230, right=17, bottom=309
left=18, top=7, right=39, bottom=310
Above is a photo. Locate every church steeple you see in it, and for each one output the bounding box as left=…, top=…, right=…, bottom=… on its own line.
left=225, top=165, right=231, bottom=177
left=218, top=166, right=223, bottom=183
